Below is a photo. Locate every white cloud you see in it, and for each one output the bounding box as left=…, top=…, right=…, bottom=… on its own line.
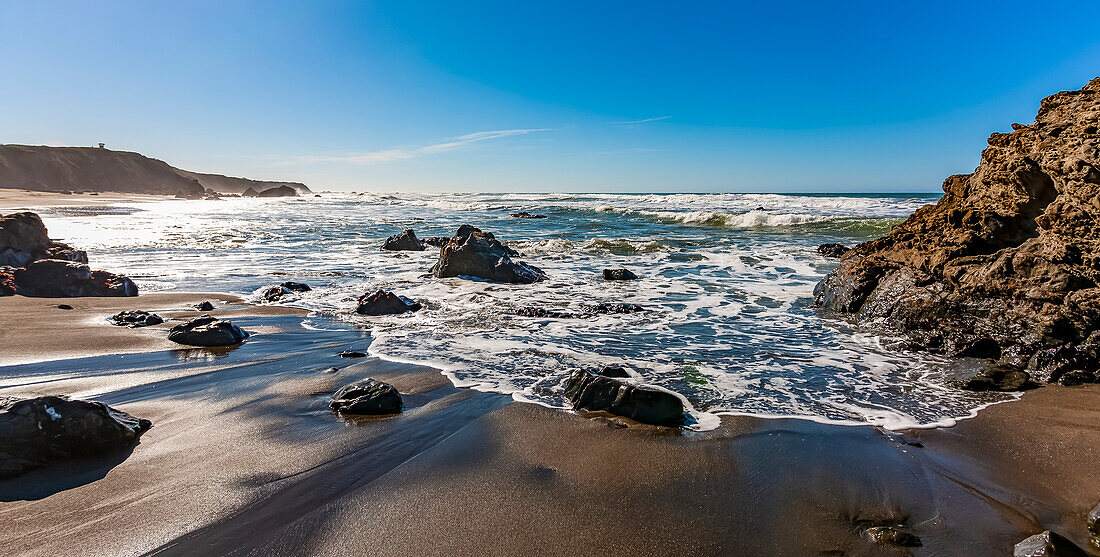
left=614, top=116, right=671, bottom=125
left=300, top=128, right=549, bottom=165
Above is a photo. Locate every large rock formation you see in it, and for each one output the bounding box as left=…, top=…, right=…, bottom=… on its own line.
left=0, top=211, right=137, bottom=297
left=255, top=185, right=298, bottom=197
left=0, top=145, right=310, bottom=196
left=0, top=395, right=152, bottom=479
left=815, top=78, right=1100, bottom=385
left=430, top=225, right=546, bottom=284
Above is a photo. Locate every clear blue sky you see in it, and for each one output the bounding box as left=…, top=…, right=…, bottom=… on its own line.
left=2, top=1, right=1099, bottom=192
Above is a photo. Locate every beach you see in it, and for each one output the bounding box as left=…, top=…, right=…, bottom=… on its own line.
left=1, top=289, right=1098, bottom=555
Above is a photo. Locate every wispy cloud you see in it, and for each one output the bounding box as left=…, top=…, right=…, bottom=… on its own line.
left=614, top=116, right=671, bottom=125
left=299, top=128, right=549, bottom=165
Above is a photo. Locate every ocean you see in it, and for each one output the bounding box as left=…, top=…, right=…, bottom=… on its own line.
left=35, top=191, right=1013, bottom=430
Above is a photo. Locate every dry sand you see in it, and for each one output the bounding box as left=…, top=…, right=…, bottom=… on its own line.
left=0, top=294, right=1098, bottom=556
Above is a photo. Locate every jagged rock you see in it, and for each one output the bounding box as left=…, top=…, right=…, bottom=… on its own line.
left=959, top=365, right=1037, bottom=392
left=863, top=525, right=921, bottom=547
left=1013, top=530, right=1087, bottom=556
left=817, top=243, right=850, bottom=258
left=109, top=310, right=164, bottom=327
left=603, top=268, right=638, bottom=281
left=194, top=301, right=215, bottom=311
left=329, top=379, right=403, bottom=415
left=356, top=290, right=421, bottom=316
left=42, top=241, right=88, bottom=264
left=583, top=302, right=644, bottom=314
left=430, top=225, right=545, bottom=284
left=256, top=185, right=297, bottom=197
left=563, top=368, right=685, bottom=426
left=510, top=211, right=547, bottom=219
left=382, top=229, right=425, bottom=251
left=515, top=306, right=579, bottom=318
left=14, top=259, right=137, bottom=297
left=422, top=236, right=450, bottom=247
left=0, top=395, right=152, bottom=479
left=815, top=78, right=1100, bottom=384
left=167, top=315, right=248, bottom=346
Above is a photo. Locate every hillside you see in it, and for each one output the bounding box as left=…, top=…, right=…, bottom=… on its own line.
left=0, top=145, right=310, bottom=196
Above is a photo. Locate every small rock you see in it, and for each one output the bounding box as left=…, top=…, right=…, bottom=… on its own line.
left=603, top=268, right=638, bottom=281
left=329, top=379, right=403, bottom=415
left=817, top=243, right=850, bottom=258
left=109, top=310, right=164, bottom=328
left=356, top=290, right=422, bottom=316
left=194, top=301, right=215, bottom=311
left=583, top=302, right=644, bottom=314
left=167, top=315, right=248, bottom=346
left=1088, top=503, right=1099, bottom=548
left=280, top=281, right=311, bottom=292
left=339, top=350, right=367, bottom=358
left=959, top=365, right=1038, bottom=392
left=260, top=285, right=290, bottom=302
left=0, top=395, right=152, bottom=479
left=563, top=368, right=685, bottom=426
left=57, top=304, right=73, bottom=310
left=515, top=306, right=579, bottom=319
left=864, top=525, right=921, bottom=547
left=382, top=229, right=425, bottom=251
left=510, top=211, right=547, bottom=219
left=1013, top=530, right=1087, bottom=556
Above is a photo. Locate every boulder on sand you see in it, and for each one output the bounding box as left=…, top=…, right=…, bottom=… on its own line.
left=329, top=379, right=403, bottom=415
left=1012, top=530, right=1087, bottom=556
left=109, top=310, right=164, bottom=328
left=356, top=290, right=421, bottom=316
left=562, top=368, right=685, bottom=426
left=194, top=301, right=215, bottom=311
left=0, top=395, right=152, bottom=479
left=814, top=78, right=1100, bottom=384
left=167, top=315, right=248, bottom=346
left=430, top=225, right=546, bottom=284
left=382, top=229, right=425, bottom=251
left=14, top=259, right=137, bottom=297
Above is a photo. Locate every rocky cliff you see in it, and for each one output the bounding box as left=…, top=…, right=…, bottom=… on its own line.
left=816, top=78, right=1100, bottom=385
left=0, top=145, right=310, bottom=196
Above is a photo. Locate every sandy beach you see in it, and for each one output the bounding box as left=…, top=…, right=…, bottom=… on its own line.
left=0, top=190, right=173, bottom=212
left=1, top=292, right=1098, bottom=556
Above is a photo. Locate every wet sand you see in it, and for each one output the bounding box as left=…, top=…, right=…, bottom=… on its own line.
left=0, top=294, right=1098, bottom=556
left=0, top=189, right=172, bottom=212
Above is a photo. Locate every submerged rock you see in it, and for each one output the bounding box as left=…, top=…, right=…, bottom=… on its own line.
left=260, top=281, right=309, bottom=302
left=563, top=368, right=685, bottom=426
left=583, top=302, right=645, bottom=314
left=167, top=315, right=248, bottom=346
left=959, top=365, right=1037, bottom=392
left=109, top=310, right=164, bottom=328
left=281, top=281, right=311, bottom=292
left=515, top=306, right=579, bottom=319
left=863, top=525, right=921, bottom=547
left=329, top=379, right=403, bottom=415
left=381, top=229, right=425, bottom=251
left=1013, top=530, right=1087, bottom=557
left=603, top=268, right=638, bottom=281
left=338, top=350, right=367, bottom=358
left=0, top=395, right=152, bottom=479
left=814, top=78, right=1100, bottom=385
left=14, top=259, right=137, bottom=297
left=356, top=290, right=421, bottom=316
left=817, top=243, right=850, bottom=258
left=430, top=225, right=546, bottom=284
left=510, top=211, right=547, bottom=219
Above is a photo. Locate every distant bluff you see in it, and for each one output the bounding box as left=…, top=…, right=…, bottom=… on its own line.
left=816, top=77, right=1100, bottom=384
left=0, top=145, right=311, bottom=197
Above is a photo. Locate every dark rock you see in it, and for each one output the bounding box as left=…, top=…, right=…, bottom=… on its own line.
left=329, top=379, right=403, bottom=415
left=510, top=211, right=547, bottom=219
left=0, top=212, right=51, bottom=267
left=817, top=243, right=850, bottom=258
left=583, top=302, right=645, bottom=314
left=814, top=79, right=1100, bottom=383
left=422, top=236, right=450, bottom=247
left=338, top=350, right=367, bottom=358
left=281, top=281, right=311, bottom=292
left=1088, top=503, right=1099, bottom=548
left=603, top=268, right=639, bottom=281
left=109, top=310, right=164, bottom=328
left=167, top=315, right=248, bottom=346
left=14, top=259, right=138, bottom=297
left=1013, top=530, right=1087, bottom=556
left=430, top=225, right=545, bottom=284
left=0, top=267, right=14, bottom=296
left=42, top=241, right=88, bottom=264
left=382, top=229, right=425, bottom=251
left=0, top=395, right=152, bottom=479
left=194, top=301, right=215, bottom=311
left=863, top=525, right=921, bottom=547
left=356, top=290, right=421, bottom=316
left=57, top=304, right=73, bottom=310
left=959, top=365, right=1037, bottom=392
left=562, top=368, right=685, bottom=426
left=515, top=306, right=579, bottom=319
left=598, top=365, right=631, bottom=378
left=260, top=285, right=290, bottom=302
left=256, top=185, right=297, bottom=197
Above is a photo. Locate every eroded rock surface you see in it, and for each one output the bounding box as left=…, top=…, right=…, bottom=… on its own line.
left=815, top=78, right=1100, bottom=384
left=430, top=225, right=545, bottom=284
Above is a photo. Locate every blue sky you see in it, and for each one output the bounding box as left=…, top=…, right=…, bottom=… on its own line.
left=2, top=1, right=1099, bottom=192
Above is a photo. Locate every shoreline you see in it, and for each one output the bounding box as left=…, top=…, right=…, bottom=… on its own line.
left=0, top=293, right=1098, bottom=554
